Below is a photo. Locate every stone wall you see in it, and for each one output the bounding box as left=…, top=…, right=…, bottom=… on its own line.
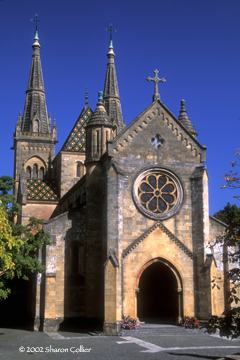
left=52, top=151, right=86, bottom=198
left=35, top=207, right=86, bottom=332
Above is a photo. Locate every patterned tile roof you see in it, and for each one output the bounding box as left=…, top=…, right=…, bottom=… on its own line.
left=27, top=179, right=59, bottom=201
left=61, top=106, right=92, bottom=152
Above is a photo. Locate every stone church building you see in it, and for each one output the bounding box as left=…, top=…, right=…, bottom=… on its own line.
left=12, top=27, right=227, bottom=334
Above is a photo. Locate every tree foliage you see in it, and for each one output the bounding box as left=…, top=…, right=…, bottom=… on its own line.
left=0, top=175, right=20, bottom=218
left=221, top=147, right=240, bottom=200
left=0, top=175, right=50, bottom=300
left=0, top=205, right=23, bottom=299
left=214, top=202, right=240, bottom=228
left=206, top=150, right=240, bottom=338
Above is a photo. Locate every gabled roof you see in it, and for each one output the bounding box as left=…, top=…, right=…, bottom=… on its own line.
left=108, top=100, right=207, bottom=162
left=27, top=179, right=58, bottom=201
left=61, top=106, right=92, bottom=152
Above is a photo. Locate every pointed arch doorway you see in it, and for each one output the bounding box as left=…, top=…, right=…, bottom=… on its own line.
left=136, top=258, right=182, bottom=324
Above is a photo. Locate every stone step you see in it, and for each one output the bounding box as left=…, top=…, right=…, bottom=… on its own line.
left=121, top=324, right=203, bottom=337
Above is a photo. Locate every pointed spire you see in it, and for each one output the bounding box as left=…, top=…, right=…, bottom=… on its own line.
left=178, top=100, right=198, bottom=137
left=103, top=24, right=124, bottom=134
left=21, top=19, right=49, bottom=133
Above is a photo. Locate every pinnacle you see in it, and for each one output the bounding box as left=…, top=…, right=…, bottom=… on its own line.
left=178, top=100, right=198, bottom=137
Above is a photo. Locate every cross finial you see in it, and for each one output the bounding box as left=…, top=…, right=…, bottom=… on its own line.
left=85, top=87, right=89, bottom=106
left=30, top=13, right=40, bottom=32
left=105, top=23, right=117, bottom=42
left=147, top=69, right=166, bottom=102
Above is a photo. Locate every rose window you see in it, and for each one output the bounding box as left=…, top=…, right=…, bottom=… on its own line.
left=133, top=168, right=183, bottom=220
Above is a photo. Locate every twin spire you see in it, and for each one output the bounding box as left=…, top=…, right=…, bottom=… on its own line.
left=102, top=25, right=124, bottom=133
left=20, top=20, right=197, bottom=141
left=20, top=23, right=51, bottom=134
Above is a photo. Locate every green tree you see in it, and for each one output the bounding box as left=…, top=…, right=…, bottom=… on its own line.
left=0, top=175, right=20, bottom=218
left=0, top=205, right=23, bottom=299
left=214, top=202, right=240, bottom=227
left=206, top=150, right=240, bottom=338
left=0, top=175, right=50, bottom=300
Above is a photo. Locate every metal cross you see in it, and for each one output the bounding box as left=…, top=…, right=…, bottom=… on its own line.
left=30, top=13, right=40, bottom=31
left=147, top=69, right=166, bottom=101
left=105, top=23, right=117, bottom=41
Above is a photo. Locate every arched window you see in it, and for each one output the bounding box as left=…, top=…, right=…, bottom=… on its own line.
left=39, top=167, right=44, bottom=179
left=76, top=163, right=80, bottom=177
left=26, top=166, right=31, bottom=178
left=33, top=164, right=38, bottom=178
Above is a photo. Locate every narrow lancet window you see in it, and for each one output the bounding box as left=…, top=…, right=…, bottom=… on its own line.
left=26, top=166, right=31, bottom=178
left=39, top=167, right=44, bottom=179
left=33, top=164, right=38, bottom=178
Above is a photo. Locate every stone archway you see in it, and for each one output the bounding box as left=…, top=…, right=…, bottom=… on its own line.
left=135, top=258, right=182, bottom=324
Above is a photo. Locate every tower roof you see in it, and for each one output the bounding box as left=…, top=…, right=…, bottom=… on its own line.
left=87, top=92, right=113, bottom=127
left=103, top=34, right=124, bottom=134
left=61, top=105, right=93, bottom=152
left=178, top=100, right=198, bottom=137
left=21, top=28, right=50, bottom=133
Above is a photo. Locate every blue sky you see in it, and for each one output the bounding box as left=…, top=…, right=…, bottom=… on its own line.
left=0, top=0, right=240, bottom=215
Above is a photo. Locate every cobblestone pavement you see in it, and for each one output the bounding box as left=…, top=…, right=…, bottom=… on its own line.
left=0, top=325, right=240, bottom=360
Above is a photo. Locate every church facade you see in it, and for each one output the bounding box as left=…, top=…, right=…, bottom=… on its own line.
left=12, top=28, right=227, bottom=334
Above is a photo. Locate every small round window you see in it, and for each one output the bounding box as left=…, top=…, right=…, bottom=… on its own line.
left=133, top=168, right=183, bottom=220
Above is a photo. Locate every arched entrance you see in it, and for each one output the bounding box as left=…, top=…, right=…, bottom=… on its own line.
left=136, top=258, right=182, bottom=324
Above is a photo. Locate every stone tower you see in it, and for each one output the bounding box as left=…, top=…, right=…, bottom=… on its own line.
left=12, top=28, right=57, bottom=198
left=84, top=92, right=114, bottom=322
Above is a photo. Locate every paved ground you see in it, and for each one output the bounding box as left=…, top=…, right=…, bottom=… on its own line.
left=0, top=324, right=240, bottom=360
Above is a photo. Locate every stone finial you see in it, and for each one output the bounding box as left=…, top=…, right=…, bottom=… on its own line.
left=86, top=92, right=112, bottom=128
left=17, top=110, right=22, bottom=124
left=178, top=99, right=198, bottom=137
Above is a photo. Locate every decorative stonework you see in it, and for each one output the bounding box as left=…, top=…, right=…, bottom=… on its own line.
left=133, top=167, right=184, bottom=220
left=110, top=103, right=206, bottom=162
left=151, top=134, right=164, bottom=149
left=123, top=221, right=195, bottom=259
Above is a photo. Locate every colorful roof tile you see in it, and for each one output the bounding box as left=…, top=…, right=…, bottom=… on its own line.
left=61, top=106, right=92, bottom=152
left=27, top=179, right=59, bottom=201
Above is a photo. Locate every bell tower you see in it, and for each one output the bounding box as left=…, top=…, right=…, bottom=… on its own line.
left=12, top=18, right=58, bottom=196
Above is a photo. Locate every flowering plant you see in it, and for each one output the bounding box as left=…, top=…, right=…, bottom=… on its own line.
left=180, top=316, right=200, bottom=329
left=121, top=315, right=139, bottom=330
